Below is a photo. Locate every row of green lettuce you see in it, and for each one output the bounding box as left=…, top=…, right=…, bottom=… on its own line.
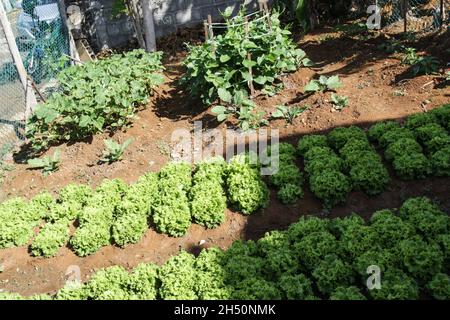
left=291, top=104, right=450, bottom=209
left=0, top=155, right=268, bottom=257
left=1, top=104, right=449, bottom=257
left=1, top=196, right=449, bottom=300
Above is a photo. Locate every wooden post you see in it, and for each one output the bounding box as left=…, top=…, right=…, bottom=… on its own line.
left=0, top=1, right=37, bottom=118
left=207, top=15, right=216, bottom=53
left=207, top=14, right=214, bottom=38
left=141, top=0, right=157, bottom=52
left=244, top=17, right=255, bottom=97
left=403, top=0, right=407, bottom=33
left=129, top=0, right=146, bottom=49
left=203, top=20, right=209, bottom=40
left=262, top=0, right=272, bottom=30
left=440, top=0, right=445, bottom=27
left=58, top=0, right=81, bottom=65
left=258, top=0, right=264, bottom=12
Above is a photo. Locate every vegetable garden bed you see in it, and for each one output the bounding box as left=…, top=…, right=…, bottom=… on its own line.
left=0, top=11, right=449, bottom=300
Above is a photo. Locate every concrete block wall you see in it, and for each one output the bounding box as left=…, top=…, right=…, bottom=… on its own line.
left=73, top=0, right=273, bottom=50
left=151, top=0, right=268, bottom=38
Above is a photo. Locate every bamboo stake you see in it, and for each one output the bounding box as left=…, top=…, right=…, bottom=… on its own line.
left=244, top=17, right=255, bottom=97
left=207, top=15, right=214, bottom=38
left=203, top=20, right=209, bottom=40
left=440, top=0, right=445, bottom=27
left=207, top=14, right=215, bottom=53
left=262, top=0, right=272, bottom=29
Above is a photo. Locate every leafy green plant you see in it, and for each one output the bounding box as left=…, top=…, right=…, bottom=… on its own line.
left=226, top=154, right=269, bottom=214
left=367, top=121, right=400, bottom=142
left=31, top=219, right=70, bottom=257
left=405, top=112, right=438, bottom=129
left=27, top=149, right=61, bottom=175
left=293, top=231, right=340, bottom=270
left=427, top=273, right=450, bottom=300
left=194, top=247, right=231, bottom=300
left=183, top=9, right=311, bottom=129
left=304, top=75, right=342, bottom=93
left=111, top=203, right=148, bottom=247
left=127, top=263, right=159, bottom=300
left=430, top=104, right=450, bottom=130
left=190, top=159, right=227, bottom=228
left=370, top=209, right=415, bottom=248
left=392, top=152, right=431, bottom=180
left=309, top=169, right=351, bottom=209
left=399, top=197, right=448, bottom=240
left=271, top=104, right=308, bottom=125
left=70, top=205, right=114, bottom=256
left=231, top=278, right=281, bottom=300
left=330, top=286, right=366, bottom=300
left=398, top=237, right=444, bottom=281
left=269, top=163, right=303, bottom=188
left=385, top=138, right=423, bottom=161
left=330, top=93, right=348, bottom=111
left=85, top=266, right=130, bottom=300
left=297, top=134, right=329, bottom=156
left=379, top=127, right=415, bottom=147
left=279, top=274, right=315, bottom=299
left=152, top=162, right=192, bottom=237
left=100, top=138, right=133, bottom=163
left=0, top=198, right=42, bottom=249
left=431, top=146, right=450, bottom=176
left=369, top=268, right=419, bottom=300
left=348, top=161, right=390, bottom=195
left=55, top=281, right=89, bottom=300
left=402, top=47, right=418, bottom=64
left=182, top=9, right=311, bottom=106
left=159, top=251, right=197, bottom=300
left=26, top=50, right=164, bottom=152
left=327, top=126, right=367, bottom=151
left=278, top=183, right=303, bottom=204
left=378, top=39, right=405, bottom=54
left=411, top=56, right=440, bottom=76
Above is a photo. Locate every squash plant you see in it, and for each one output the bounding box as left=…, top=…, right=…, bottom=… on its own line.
left=26, top=50, right=164, bottom=152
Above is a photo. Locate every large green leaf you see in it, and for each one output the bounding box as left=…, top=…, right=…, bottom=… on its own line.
left=217, top=88, right=232, bottom=103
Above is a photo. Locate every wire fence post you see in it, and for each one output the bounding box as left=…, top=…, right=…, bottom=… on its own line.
left=403, top=0, right=408, bottom=33
left=0, top=1, right=37, bottom=119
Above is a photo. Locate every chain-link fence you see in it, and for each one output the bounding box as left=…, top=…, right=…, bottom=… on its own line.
left=0, top=17, right=25, bottom=155
left=379, top=0, right=449, bottom=32
left=0, top=0, right=70, bottom=152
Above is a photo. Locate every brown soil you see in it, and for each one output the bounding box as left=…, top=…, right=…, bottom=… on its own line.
left=0, top=25, right=449, bottom=296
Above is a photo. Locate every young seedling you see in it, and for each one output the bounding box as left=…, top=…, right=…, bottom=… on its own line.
left=27, top=149, right=61, bottom=175
left=100, top=138, right=133, bottom=164
left=411, top=56, right=440, bottom=76
left=330, top=93, right=349, bottom=111
left=402, top=47, right=419, bottom=65
left=304, top=75, right=342, bottom=93
left=271, top=105, right=308, bottom=125
left=212, top=90, right=267, bottom=131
